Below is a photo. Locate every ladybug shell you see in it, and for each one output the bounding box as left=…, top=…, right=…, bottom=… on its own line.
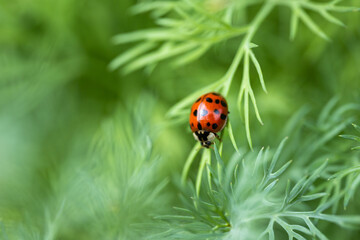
left=189, top=92, right=228, bottom=133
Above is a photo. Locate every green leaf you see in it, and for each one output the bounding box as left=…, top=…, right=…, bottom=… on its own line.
left=172, top=43, right=211, bottom=66
left=112, top=29, right=185, bottom=44
left=244, top=91, right=252, bottom=150
left=344, top=174, right=360, bottom=209
left=196, top=149, right=211, bottom=196
left=130, top=1, right=175, bottom=15
left=317, top=97, right=339, bottom=126
left=268, top=137, right=288, bottom=175
left=249, top=49, right=267, bottom=93
left=271, top=160, right=292, bottom=179
left=253, top=146, right=264, bottom=176
left=319, top=10, right=345, bottom=26
left=300, top=193, right=328, bottom=202
left=109, top=42, right=156, bottom=71
left=290, top=7, right=299, bottom=40
left=352, top=123, right=360, bottom=133
left=248, top=86, right=263, bottom=125
left=288, top=176, right=308, bottom=203
left=264, top=179, right=279, bottom=193
left=296, top=8, right=329, bottom=41
left=304, top=217, right=328, bottom=240
left=227, top=120, right=239, bottom=154
left=328, top=166, right=360, bottom=180
left=182, top=143, right=201, bottom=184
left=123, top=42, right=198, bottom=74
left=339, top=135, right=360, bottom=142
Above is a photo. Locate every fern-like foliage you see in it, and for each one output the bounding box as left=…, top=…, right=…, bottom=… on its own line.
left=277, top=100, right=360, bottom=213
left=111, top=0, right=358, bottom=148
left=340, top=123, right=360, bottom=150
left=152, top=138, right=360, bottom=239
left=0, top=97, right=167, bottom=240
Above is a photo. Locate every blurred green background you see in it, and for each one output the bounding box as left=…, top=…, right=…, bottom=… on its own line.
left=0, top=0, right=359, bottom=239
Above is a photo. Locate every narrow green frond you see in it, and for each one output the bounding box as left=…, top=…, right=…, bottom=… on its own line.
left=182, top=143, right=201, bottom=185
left=268, top=137, right=288, bottom=175
left=227, top=121, right=240, bottom=154
left=130, top=1, right=176, bottom=15
left=248, top=86, right=263, bottom=125
left=123, top=42, right=198, bottom=74
left=244, top=92, right=252, bottom=150
left=319, top=10, right=345, bottom=26
left=264, top=179, right=279, bottom=193
left=109, top=42, right=156, bottom=71
left=248, top=42, right=259, bottom=48
left=339, top=134, right=360, bottom=142
left=268, top=219, right=275, bottom=240
left=338, top=123, right=360, bottom=150
left=303, top=217, right=328, bottom=240
left=214, top=144, right=225, bottom=184
left=352, top=123, right=360, bottom=133
left=249, top=49, right=267, bottom=93
left=196, top=149, right=211, bottom=196
left=317, top=97, right=339, bottom=126
left=220, top=44, right=246, bottom=96
left=344, top=174, right=360, bottom=209
left=328, top=166, right=360, bottom=180
left=112, top=29, right=185, bottom=44
left=290, top=8, right=299, bottom=40
left=271, top=160, right=292, bottom=179
left=241, top=52, right=253, bottom=149
left=253, top=146, right=264, bottom=176
left=300, top=193, right=328, bottom=202
left=172, top=43, right=211, bottom=66
left=297, top=8, right=330, bottom=41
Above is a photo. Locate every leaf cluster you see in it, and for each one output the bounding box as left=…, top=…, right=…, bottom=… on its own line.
left=112, top=0, right=359, bottom=149
left=153, top=135, right=360, bottom=239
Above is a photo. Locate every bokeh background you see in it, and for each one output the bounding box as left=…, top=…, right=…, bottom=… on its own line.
left=0, top=0, right=359, bottom=239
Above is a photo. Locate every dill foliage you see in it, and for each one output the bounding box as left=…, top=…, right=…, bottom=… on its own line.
left=152, top=103, right=360, bottom=239
left=1, top=0, right=360, bottom=240
left=112, top=0, right=359, bottom=148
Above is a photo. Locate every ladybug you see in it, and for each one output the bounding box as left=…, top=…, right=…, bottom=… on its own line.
left=189, top=92, right=229, bottom=148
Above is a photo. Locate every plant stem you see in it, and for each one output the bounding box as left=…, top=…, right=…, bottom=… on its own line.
left=222, top=1, right=275, bottom=96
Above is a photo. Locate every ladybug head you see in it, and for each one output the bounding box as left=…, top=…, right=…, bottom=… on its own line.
left=193, top=130, right=217, bottom=148
left=201, top=140, right=212, bottom=148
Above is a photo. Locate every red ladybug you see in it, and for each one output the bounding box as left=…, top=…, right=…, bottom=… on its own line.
left=189, top=92, right=229, bottom=148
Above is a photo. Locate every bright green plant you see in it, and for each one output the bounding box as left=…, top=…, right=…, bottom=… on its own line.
left=340, top=123, right=360, bottom=150
left=153, top=137, right=360, bottom=239
left=111, top=0, right=359, bottom=148
left=1, top=0, right=360, bottom=239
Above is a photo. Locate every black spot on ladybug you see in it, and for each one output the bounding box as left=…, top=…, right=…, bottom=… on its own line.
left=193, top=109, right=197, bottom=116
left=215, top=99, right=220, bottom=104
left=195, top=97, right=201, bottom=102
left=211, top=92, right=220, bottom=96
left=191, top=123, right=194, bottom=127
left=212, top=123, right=218, bottom=130
left=221, top=114, right=227, bottom=120
left=200, top=109, right=208, bottom=116
left=206, top=97, right=213, bottom=103
left=214, top=109, right=220, bottom=114
left=207, top=122, right=210, bottom=127
left=221, top=100, right=227, bottom=107
left=198, top=122, right=202, bottom=130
